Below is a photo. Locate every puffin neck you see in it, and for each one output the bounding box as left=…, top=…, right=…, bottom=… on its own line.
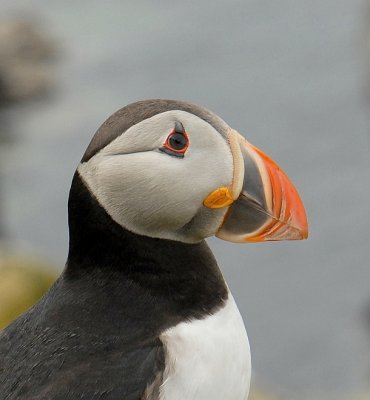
left=65, top=173, right=228, bottom=315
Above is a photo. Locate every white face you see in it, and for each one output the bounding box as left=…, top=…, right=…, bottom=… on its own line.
left=78, top=110, right=234, bottom=243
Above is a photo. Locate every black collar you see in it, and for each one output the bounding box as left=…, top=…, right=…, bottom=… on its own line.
left=65, top=172, right=228, bottom=333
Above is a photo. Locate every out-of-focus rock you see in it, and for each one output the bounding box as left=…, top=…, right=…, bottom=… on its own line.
left=0, top=19, right=57, bottom=103
left=0, top=251, right=57, bottom=329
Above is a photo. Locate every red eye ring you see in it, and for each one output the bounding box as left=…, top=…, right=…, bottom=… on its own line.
left=163, top=129, right=189, bottom=155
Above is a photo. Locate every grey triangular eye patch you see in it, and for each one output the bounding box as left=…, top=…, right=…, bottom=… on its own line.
left=174, top=121, right=185, bottom=133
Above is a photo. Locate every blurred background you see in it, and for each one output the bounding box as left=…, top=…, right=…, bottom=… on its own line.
left=0, top=1, right=370, bottom=399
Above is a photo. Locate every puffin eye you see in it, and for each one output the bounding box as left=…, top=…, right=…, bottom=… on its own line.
left=168, top=132, right=188, bottom=151
left=160, top=122, right=189, bottom=158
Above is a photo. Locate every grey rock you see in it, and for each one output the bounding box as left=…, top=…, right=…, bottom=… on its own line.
left=0, top=19, right=56, bottom=103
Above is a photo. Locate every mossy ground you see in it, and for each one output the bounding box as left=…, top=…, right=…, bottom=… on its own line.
left=0, top=253, right=57, bottom=329
left=248, top=389, right=280, bottom=399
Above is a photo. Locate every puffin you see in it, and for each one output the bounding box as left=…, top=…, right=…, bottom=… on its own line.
left=0, top=100, right=308, bottom=400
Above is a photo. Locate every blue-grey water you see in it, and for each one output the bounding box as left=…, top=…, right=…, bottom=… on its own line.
left=1, top=1, right=370, bottom=398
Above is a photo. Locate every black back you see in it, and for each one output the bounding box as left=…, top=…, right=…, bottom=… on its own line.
left=0, top=172, right=228, bottom=399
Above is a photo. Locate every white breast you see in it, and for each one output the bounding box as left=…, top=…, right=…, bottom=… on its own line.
left=159, top=293, right=251, bottom=400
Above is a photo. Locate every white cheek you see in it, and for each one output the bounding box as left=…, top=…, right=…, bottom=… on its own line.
left=98, top=152, right=195, bottom=231
left=80, top=144, right=231, bottom=239
left=78, top=110, right=234, bottom=242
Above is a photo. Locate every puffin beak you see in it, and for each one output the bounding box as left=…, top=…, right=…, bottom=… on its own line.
left=203, top=130, right=308, bottom=243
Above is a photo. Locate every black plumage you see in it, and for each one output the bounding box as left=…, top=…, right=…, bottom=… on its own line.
left=0, top=171, right=227, bottom=399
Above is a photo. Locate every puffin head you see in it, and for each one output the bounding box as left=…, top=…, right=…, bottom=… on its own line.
left=75, top=99, right=308, bottom=245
